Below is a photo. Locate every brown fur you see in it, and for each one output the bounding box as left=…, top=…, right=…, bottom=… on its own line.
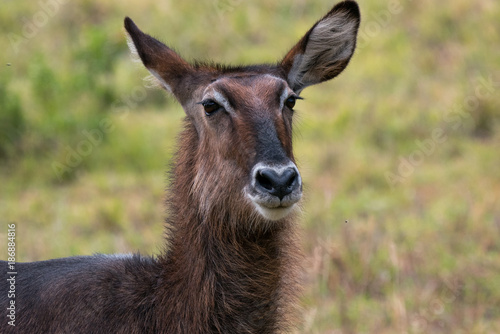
left=155, top=78, right=302, bottom=332
left=0, top=2, right=359, bottom=333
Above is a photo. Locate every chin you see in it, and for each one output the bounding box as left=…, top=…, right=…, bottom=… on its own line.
left=253, top=203, right=297, bottom=221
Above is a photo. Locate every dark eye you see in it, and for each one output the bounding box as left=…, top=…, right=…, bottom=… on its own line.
left=201, top=100, right=220, bottom=116
left=285, top=96, right=296, bottom=109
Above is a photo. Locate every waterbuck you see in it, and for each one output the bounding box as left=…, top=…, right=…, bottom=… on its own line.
left=1, top=1, right=360, bottom=333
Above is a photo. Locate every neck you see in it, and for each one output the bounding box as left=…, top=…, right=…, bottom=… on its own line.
left=157, top=120, right=301, bottom=333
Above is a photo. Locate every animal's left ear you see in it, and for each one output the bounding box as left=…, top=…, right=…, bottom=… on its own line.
left=280, top=1, right=360, bottom=93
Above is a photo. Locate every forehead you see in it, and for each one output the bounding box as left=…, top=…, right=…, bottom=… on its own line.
left=215, top=74, right=286, bottom=89
left=203, top=74, right=291, bottom=109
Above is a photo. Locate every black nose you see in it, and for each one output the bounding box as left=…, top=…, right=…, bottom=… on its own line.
left=255, top=167, right=299, bottom=200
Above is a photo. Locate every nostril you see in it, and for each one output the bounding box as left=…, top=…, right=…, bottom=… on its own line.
left=256, top=170, right=274, bottom=191
left=282, top=169, right=298, bottom=190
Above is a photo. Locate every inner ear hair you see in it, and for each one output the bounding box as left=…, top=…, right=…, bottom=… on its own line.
left=282, top=1, right=360, bottom=92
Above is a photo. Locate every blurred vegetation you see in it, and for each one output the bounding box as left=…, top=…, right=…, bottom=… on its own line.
left=1, top=0, right=500, bottom=332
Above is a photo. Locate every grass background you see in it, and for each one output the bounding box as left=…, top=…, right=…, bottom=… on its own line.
left=1, top=0, right=500, bottom=332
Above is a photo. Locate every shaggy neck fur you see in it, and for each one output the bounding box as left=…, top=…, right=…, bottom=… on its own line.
left=156, top=121, right=301, bottom=334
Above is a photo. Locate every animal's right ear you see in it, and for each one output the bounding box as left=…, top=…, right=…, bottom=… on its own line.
left=124, top=17, right=193, bottom=102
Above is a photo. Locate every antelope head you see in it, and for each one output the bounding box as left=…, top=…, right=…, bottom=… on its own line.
left=125, top=1, right=360, bottom=224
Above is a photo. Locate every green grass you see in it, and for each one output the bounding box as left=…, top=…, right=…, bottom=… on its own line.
left=1, top=0, right=500, bottom=332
